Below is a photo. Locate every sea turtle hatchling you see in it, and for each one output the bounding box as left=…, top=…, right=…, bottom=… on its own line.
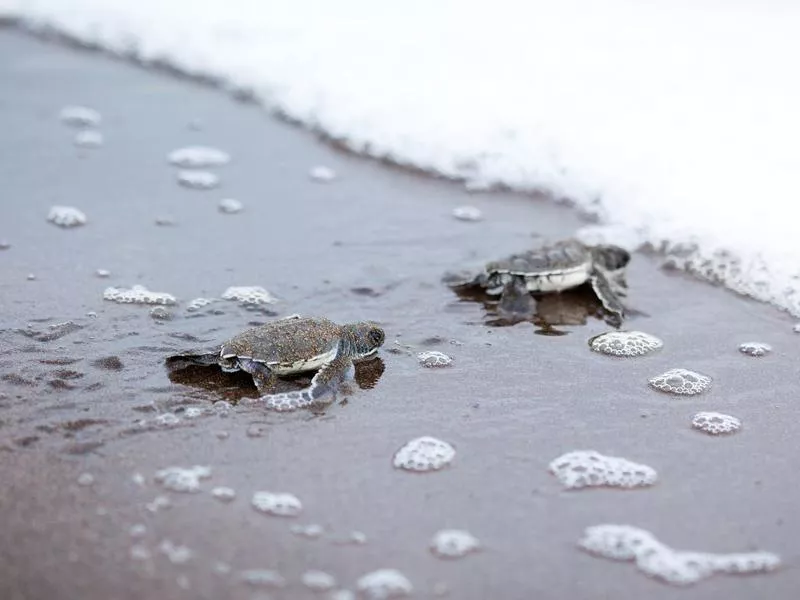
left=166, top=315, right=385, bottom=411
left=445, top=240, right=632, bottom=325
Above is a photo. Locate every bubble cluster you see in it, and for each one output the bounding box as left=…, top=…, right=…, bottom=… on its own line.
left=302, top=570, right=337, bottom=591
left=177, top=170, right=220, bottom=190
left=430, top=529, right=481, bottom=559
left=74, top=130, right=103, bottom=148
left=222, top=286, right=277, bottom=305
left=738, top=342, right=772, bottom=357
left=251, top=491, right=303, bottom=517
left=168, top=146, right=230, bottom=168
left=48, top=206, right=87, bottom=228
left=239, top=570, right=286, bottom=588
left=154, top=465, right=211, bottom=493
left=589, top=331, right=663, bottom=357
left=417, top=351, right=453, bottom=368
left=356, top=569, right=413, bottom=600
left=149, top=306, right=173, bottom=320
left=218, top=198, right=243, bottom=214
left=579, top=524, right=780, bottom=586
left=549, top=451, right=657, bottom=490
left=187, top=297, right=214, bottom=312
left=691, top=412, right=741, bottom=435
left=649, top=368, right=711, bottom=395
left=452, top=206, right=483, bottom=221
left=393, top=436, right=456, bottom=472
left=59, top=105, right=101, bottom=127
left=211, top=486, right=236, bottom=502
left=309, top=165, right=337, bottom=182
left=104, top=285, right=177, bottom=305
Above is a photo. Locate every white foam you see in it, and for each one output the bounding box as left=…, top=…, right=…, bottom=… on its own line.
left=239, top=569, right=286, bottom=588
left=738, top=342, right=772, bottom=357
left=649, top=368, right=711, bottom=396
left=309, top=165, right=336, bottom=182
left=356, top=569, right=413, bottom=600
left=251, top=491, right=302, bottom=516
left=549, top=450, right=657, bottom=490
left=301, top=570, right=337, bottom=592
left=452, top=206, right=482, bottom=222
left=221, top=285, right=277, bottom=305
left=47, top=205, right=87, bottom=227
left=154, top=465, right=211, bottom=493
left=589, top=331, right=663, bottom=357
left=58, top=105, right=101, bottom=127
left=430, top=529, right=480, bottom=559
left=145, top=495, right=172, bottom=512
left=77, top=472, right=94, bottom=486
left=159, top=539, right=193, bottom=565
left=393, top=436, right=455, bottom=472
left=417, top=351, right=453, bottom=368
left=183, top=406, right=206, bottom=418
left=579, top=524, right=780, bottom=586
left=104, top=284, right=177, bottom=305
left=15, top=2, right=800, bottom=317
left=691, top=412, right=741, bottom=436
left=129, top=524, right=147, bottom=538
left=186, top=297, right=214, bottom=312
left=95, top=268, right=111, bottom=278
left=211, top=486, right=236, bottom=501
left=168, top=145, right=230, bottom=168
left=177, top=169, right=220, bottom=189
left=218, top=198, right=243, bottom=214
left=290, top=523, right=325, bottom=538
left=74, top=130, right=104, bottom=148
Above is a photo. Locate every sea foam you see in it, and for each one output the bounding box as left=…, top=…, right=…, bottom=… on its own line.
left=11, top=1, right=800, bottom=316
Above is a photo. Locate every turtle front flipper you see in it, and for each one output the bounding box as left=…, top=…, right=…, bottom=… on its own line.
left=589, top=270, right=626, bottom=327
left=237, top=359, right=278, bottom=394
left=497, top=276, right=536, bottom=321
left=258, top=355, right=354, bottom=412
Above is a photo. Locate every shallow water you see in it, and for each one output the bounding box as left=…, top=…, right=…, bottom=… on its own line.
left=1, top=29, right=800, bottom=600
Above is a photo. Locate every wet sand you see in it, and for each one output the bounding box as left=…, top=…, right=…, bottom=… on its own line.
left=2, top=27, right=800, bottom=600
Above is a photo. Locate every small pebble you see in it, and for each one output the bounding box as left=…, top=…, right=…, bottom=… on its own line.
left=27, top=274, right=36, bottom=281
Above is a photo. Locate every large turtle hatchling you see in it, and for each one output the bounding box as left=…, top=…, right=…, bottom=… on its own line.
left=166, top=315, right=385, bottom=411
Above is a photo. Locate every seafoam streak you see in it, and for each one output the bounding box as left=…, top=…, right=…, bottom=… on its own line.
left=7, top=0, right=800, bottom=314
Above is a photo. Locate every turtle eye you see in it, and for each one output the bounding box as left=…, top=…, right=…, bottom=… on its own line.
left=368, top=328, right=385, bottom=347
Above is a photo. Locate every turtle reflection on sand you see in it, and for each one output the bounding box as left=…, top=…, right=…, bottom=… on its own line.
left=166, top=315, right=385, bottom=411
left=444, top=240, right=633, bottom=327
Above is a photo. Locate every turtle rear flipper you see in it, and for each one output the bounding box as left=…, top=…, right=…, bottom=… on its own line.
left=257, top=354, right=353, bottom=412
left=589, top=270, right=626, bottom=327
left=165, top=350, right=220, bottom=372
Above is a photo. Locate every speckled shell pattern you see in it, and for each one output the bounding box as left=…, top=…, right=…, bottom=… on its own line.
left=486, top=240, right=592, bottom=276
left=221, top=317, right=342, bottom=367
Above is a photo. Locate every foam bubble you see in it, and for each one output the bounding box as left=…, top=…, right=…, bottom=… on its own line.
left=131, top=472, right=146, bottom=486
left=104, top=285, right=177, bottom=305
left=145, top=495, right=172, bottom=513
left=149, top=306, right=173, bottom=320
left=95, top=269, right=111, bottom=278
left=356, top=569, right=413, bottom=600
left=154, top=465, right=211, bottom=493
left=417, top=351, right=453, bottom=368
left=47, top=206, right=87, bottom=228
left=738, top=342, right=772, bottom=357
left=430, top=529, right=481, bottom=559
left=239, top=569, right=286, bottom=588
left=589, top=331, right=663, bottom=357
left=168, top=146, right=230, bottom=168
left=177, top=169, right=220, bottom=189
left=187, top=297, right=214, bottom=312
left=252, top=491, right=302, bottom=517
left=309, top=165, right=337, bottom=182
left=211, top=486, right=236, bottom=502
left=393, top=436, right=455, bottom=472
left=218, top=198, right=243, bottom=214
left=691, top=412, right=741, bottom=435
left=452, top=206, right=483, bottom=222
left=222, top=286, right=277, bottom=305
left=77, top=472, right=95, bottom=486
left=59, top=105, right=101, bottom=127
left=74, top=130, right=104, bottom=148
left=649, top=368, right=711, bottom=395
left=302, top=570, right=337, bottom=591
left=290, top=523, right=325, bottom=538
left=549, top=450, right=657, bottom=490
left=159, top=540, right=193, bottom=565
left=579, top=524, right=780, bottom=586
left=129, top=524, right=147, bottom=538
left=183, top=407, right=207, bottom=418
left=154, top=413, right=181, bottom=427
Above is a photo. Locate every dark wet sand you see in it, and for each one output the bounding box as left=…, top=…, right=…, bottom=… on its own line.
left=2, top=27, right=799, bottom=600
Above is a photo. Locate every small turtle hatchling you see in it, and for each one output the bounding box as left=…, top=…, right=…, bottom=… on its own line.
left=166, top=315, right=385, bottom=411
left=444, top=239, right=632, bottom=325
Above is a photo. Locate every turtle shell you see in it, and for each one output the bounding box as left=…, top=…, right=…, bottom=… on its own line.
left=220, top=316, right=342, bottom=375
left=486, top=240, right=593, bottom=293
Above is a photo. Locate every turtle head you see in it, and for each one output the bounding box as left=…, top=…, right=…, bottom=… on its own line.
left=345, top=322, right=386, bottom=359
left=592, top=245, right=630, bottom=272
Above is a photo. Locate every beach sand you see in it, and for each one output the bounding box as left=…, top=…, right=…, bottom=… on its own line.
left=1, top=27, right=799, bottom=600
